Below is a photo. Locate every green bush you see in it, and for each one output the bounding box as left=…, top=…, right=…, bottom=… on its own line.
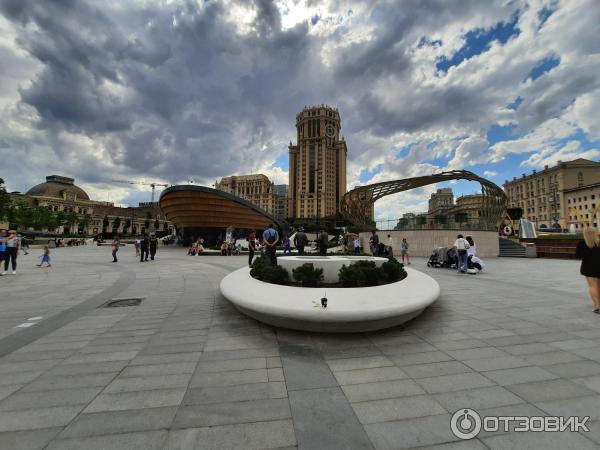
left=338, top=258, right=407, bottom=287
left=380, top=257, right=407, bottom=283
left=292, top=263, right=324, bottom=287
left=250, top=257, right=289, bottom=285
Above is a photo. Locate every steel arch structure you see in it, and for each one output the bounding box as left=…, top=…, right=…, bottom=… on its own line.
left=340, top=170, right=507, bottom=230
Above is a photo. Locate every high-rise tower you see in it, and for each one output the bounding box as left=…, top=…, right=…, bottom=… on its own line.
left=288, top=105, right=347, bottom=220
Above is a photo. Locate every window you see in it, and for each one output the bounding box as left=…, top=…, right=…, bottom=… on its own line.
left=577, top=172, right=584, bottom=187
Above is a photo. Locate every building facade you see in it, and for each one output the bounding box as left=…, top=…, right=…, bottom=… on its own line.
left=273, top=184, right=289, bottom=222
left=288, top=105, right=347, bottom=220
left=215, top=174, right=279, bottom=218
left=503, top=158, right=600, bottom=228
left=9, top=175, right=172, bottom=236
left=564, top=182, right=600, bottom=230
left=427, top=188, right=454, bottom=216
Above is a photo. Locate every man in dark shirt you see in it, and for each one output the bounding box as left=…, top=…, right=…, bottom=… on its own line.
left=140, top=233, right=149, bottom=262
left=294, top=228, right=308, bottom=255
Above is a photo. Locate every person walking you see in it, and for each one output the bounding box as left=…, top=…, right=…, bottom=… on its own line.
left=262, top=224, right=279, bottom=265
left=387, top=234, right=394, bottom=257
left=19, top=235, right=29, bottom=255
left=576, top=227, right=600, bottom=313
left=37, top=246, right=51, bottom=267
left=134, top=239, right=140, bottom=257
left=294, top=228, right=308, bottom=255
left=247, top=230, right=256, bottom=266
left=139, top=233, right=149, bottom=262
left=283, top=235, right=292, bottom=254
left=2, top=230, right=19, bottom=274
left=0, top=229, right=6, bottom=271
left=111, top=235, right=120, bottom=262
left=353, top=236, right=361, bottom=254
left=149, top=234, right=158, bottom=260
left=400, top=238, right=410, bottom=265
left=318, top=229, right=329, bottom=256
left=453, top=234, right=470, bottom=273
left=369, top=231, right=379, bottom=256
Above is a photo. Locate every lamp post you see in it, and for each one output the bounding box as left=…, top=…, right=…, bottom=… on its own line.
left=315, top=168, right=322, bottom=225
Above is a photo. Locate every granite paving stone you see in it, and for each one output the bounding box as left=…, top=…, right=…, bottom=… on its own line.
left=0, top=248, right=597, bottom=448
left=59, top=406, right=178, bottom=438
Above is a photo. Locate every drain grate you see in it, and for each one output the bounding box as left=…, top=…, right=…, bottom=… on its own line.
left=101, top=297, right=144, bottom=308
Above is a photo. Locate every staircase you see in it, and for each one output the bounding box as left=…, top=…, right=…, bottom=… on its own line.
left=499, top=238, right=528, bottom=257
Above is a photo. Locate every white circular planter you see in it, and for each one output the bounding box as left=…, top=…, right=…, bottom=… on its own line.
left=278, top=255, right=388, bottom=283
left=220, top=267, right=440, bottom=333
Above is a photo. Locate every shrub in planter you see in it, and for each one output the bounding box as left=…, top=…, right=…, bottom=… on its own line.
left=261, top=264, right=289, bottom=284
left=339, top=258, right=407, bottom=287
left=380, top=257, right=407, bottom=283
left=338, top=263, right=365, bottom=287
left=339, top=260, right=381, bottom=287
left=250, top=257, right=289, bottom=285
left=292, top=263, right=324, bottom=287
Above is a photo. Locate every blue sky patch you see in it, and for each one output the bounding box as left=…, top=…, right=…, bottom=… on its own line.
left=527, top=56, right=560, bottom=81
left=272, top=151, right=289, bottom=171
left=436, top=13, right=520, bottom=73
left=507, top=96, right=523, bottom=110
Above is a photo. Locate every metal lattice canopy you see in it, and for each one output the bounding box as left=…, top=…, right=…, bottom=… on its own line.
left=340, top=170, right=507, bottom=230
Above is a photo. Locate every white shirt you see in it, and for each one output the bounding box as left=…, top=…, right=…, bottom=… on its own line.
left=454, top=238, right=469, bottom=250
left=388, top=237, right=393, bottom=246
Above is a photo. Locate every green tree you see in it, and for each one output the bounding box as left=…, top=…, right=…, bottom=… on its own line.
left=102, top=215, right=109, bottom=232
left=397, top=218, right=409, bottom=228
left=64, top=211, right=79, bottom=232
left=123, top=218, right=131, bottom=234
left=454, top=212, right=469, bottom=224
left=434, top=214, right=447, bottom=225
left=79, top=213, right=92, bottom=234
left=506, top=207, right=523, bottom=220
left=0, top=178, right=12, bottom=221
left=416, top=215, right=427, bottom=226
left=154, top=218, right=160, bottom=230
left=113, top=216, right=121, bottom=231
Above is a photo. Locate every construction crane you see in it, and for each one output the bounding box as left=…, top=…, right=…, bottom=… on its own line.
left=112, top=180, right=170, bottom=203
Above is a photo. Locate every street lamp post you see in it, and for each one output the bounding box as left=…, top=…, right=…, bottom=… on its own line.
left=315, top=168, right=322, bottom=225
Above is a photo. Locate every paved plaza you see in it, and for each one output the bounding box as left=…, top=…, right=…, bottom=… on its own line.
left=0, top=245, right=599, bottom=449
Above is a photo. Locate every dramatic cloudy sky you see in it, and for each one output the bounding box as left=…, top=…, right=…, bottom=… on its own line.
left=1, top=0, right=598, bottom=220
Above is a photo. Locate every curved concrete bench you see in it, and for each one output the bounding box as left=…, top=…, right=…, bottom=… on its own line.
left=278, top=255, right=388, bottom=283
left=220, top=267, right=440, bottom=332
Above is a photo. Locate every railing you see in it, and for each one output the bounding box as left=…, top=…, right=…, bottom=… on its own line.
left=375, top=218, right=497, bottom=231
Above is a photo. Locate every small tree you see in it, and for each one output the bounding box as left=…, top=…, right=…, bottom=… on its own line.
left=506, top=207, right=523, bottom=220
left=0, top=178, right=11, bottom=221
left=102, top=215, right=109, bottom=232
left=113, top=216, right=121, bottom=231
left=434, top=214, right=447, bottom=225
left=454, top=212, right=469, bottom=224
left=416, top=215, right=427, bottom=226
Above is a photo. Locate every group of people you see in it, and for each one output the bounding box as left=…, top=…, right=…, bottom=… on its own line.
left=453, top=234, right=484, bottom=273
left=111, top=233, right=158, bottom=263
left=0, top=229, right=52, bottom=274
left=188, top=238, right=205, bottom=255
left=367, top=232, right=411, bottom=264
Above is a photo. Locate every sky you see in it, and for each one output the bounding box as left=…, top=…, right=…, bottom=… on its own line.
left=0, top=0, right=598, bottom=219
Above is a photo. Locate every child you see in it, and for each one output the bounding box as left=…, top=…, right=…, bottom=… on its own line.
left=37, top=246, right=51, bottom=267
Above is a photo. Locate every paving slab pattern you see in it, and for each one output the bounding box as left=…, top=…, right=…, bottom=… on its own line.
left=0, top=245, right=598, bottom=449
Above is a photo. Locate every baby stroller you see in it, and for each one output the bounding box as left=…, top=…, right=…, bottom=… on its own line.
left=427, top=247, right=446, bottom=267
left=444, top=247, right=457, bottom=268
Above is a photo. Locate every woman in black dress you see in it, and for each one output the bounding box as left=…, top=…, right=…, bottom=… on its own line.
left=576, top=227, right=600, bottom=313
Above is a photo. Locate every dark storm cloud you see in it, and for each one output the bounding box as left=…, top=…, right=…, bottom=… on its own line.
left=0, top=0, right=597, bottom=198
left=0, top=0, right=324, bottom=182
